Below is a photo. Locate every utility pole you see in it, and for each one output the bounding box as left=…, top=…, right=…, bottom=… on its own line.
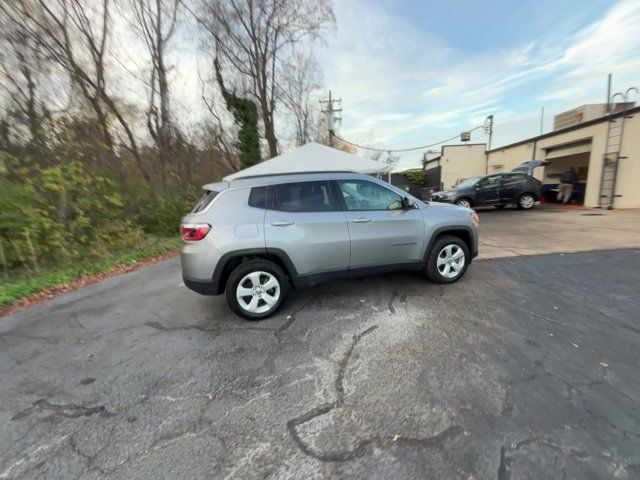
left=485, top=114, right=494, bottom=151
left=320, top=90, right=342, bottom=147
left=539, top=107, right=544, bottom=134
left=484, top=114, right=494, bottom=175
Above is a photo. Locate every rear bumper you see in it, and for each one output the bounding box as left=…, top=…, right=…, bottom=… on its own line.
left=183, top=277, right=219, bottom=296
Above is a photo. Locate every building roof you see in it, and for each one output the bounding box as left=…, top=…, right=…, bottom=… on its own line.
left=488, top=105, right=640, bottom=153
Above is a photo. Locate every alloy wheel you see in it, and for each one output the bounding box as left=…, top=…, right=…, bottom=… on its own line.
left=236, top=271, right=280, bottom=314
left=456, top=199, right=471, bottom=208
left=437, top=244, right=466, bottom=279
left=519, top=194, right=535, bottom=209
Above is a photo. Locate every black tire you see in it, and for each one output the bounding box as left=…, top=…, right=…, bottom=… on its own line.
left=426, top=235, right=470, bottom=284
left=455, top=197, right=473, bottom=208
left=225, top=259, right=289, bottom=320
left=495, top=204, right=507, bottom=209
left=516, top=193, right=536, bottom=210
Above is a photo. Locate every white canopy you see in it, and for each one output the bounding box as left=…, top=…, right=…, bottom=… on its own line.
left=223, top=142, right=390, bottom=181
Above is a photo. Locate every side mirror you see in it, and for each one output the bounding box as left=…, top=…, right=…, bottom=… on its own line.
left=402, top=196, right=414, bottom=209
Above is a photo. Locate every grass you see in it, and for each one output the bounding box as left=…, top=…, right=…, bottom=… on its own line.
left=0, top=236, right=180, bottom=309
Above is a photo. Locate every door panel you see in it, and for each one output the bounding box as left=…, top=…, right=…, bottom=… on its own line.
left=335, top=179, right=425, bottom=268
left=475, top=175, right=502, bottom=205
left=343, top=209, right=425, bottom=267
left=500, top=173, right=528, bottom=203
left=264, top=181, right=350, bottom=275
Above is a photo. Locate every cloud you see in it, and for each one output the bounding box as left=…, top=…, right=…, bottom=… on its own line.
left=318, top=0, right=640, bottom=169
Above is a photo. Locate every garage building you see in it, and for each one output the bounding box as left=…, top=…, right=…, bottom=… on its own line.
left=425, top=104, right=640, bottom=209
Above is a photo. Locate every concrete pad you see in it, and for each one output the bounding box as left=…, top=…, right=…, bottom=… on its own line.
left=477, top=205, right=640, bottom=259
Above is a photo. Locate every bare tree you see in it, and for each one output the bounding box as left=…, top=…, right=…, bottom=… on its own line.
left=279, top=52, right=322, bottom=146
left=0, top=8, right=54, bottom=150
left=132, top=0, right=180, bottom=187
left=0, top=0, right=151, bottom=182
left=193, top=0, right=334, bottom=158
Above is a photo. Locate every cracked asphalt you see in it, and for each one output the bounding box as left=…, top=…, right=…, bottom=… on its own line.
left=1, top=248, right=640, bottom=479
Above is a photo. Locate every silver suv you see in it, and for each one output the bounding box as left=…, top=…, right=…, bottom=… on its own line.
left=181, top=172, right=479, bottom=319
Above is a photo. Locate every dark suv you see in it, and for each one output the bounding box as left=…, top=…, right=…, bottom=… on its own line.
left=430, top=173, right=541, bottom=210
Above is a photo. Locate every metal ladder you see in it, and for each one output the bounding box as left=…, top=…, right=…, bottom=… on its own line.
left=598, top=112, right=630, bottom=209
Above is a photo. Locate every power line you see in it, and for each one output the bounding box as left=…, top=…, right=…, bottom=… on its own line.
left=332, top=124, right=486, bottom=153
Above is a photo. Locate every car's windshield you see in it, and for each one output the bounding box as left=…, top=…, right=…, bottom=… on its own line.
left=454, top=176, right=483, bottom=188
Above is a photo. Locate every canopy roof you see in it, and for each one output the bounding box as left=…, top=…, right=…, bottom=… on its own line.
left=223, top=142, right=390, bottom=181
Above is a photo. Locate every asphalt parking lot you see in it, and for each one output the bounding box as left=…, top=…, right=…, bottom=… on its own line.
left=1, top=208, right=640, bottom=479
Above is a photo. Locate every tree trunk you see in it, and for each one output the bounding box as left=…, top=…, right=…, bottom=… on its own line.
left=262, top=106, right=278, bottom=158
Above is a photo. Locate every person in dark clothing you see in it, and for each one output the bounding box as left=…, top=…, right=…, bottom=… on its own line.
left=557, top=167, right=578, bottom=204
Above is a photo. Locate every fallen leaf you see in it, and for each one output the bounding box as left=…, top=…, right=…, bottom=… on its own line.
left=571, top=342, right=579, bottom=348
left=600, top=362, right=608, bottom=368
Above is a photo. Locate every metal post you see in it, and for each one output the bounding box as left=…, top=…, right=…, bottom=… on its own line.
left=606, top=73, right=612, bottom=113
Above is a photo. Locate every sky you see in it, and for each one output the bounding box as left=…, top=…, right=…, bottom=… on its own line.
left=316, top=0, right=640, bottom=169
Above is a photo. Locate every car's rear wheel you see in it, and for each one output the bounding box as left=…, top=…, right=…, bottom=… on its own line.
left=455, top=198, right=472, bottom=208
left=225, top=259, right=288, bottom=320
left=426, top=235, right=470, bottom=284
left=517, top=193, right=536, bottom=210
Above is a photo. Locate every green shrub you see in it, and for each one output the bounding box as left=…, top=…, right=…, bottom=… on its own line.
left=136, top=194, right=192, bottom=236
left=1, top=155, right=139, bottom=270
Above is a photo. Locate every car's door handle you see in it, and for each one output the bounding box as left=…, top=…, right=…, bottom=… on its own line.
left=352, top=217, right=372, bottom=223
left=271, top=220, right=295, bottom=226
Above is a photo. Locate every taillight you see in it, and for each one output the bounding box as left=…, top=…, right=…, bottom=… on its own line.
left=535, top=178, right=542, bottom=186
left=181, top=223, right=211, bottom=241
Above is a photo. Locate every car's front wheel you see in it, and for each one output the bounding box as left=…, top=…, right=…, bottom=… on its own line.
left=225, top=259, right=288, bottom=320
left=426, top=235, right=470, bottom=284
left=455, top=198, right=472, bottom=208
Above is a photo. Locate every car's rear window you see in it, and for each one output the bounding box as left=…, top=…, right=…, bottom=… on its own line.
left=271, top=181, right=334, bottom=212
left=248, top=186, right=268, bottom=208
left=191, top=190, right=218, bottom=213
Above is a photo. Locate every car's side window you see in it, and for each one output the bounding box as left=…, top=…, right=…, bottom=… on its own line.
left=479, top=175, right=502, bottom=187
left=337, top=179, right=403, bottom=211
left=501, top=174, right=525, bottom=186
left=271, top=181, right=335, bottom=212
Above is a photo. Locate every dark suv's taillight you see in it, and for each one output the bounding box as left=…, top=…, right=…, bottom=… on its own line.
left=181, top=223, right=211, bottom=241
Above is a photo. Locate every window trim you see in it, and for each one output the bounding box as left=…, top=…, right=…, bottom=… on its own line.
left=268, top=180, right=340, bottom=213
left=334, top=179, right=405, bottom=212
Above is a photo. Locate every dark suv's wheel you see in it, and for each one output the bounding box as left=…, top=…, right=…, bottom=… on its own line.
left=455, top=198, right=472, bottom=208
left=517, top=193, right=536, bottom=210
left=225, top=259, right=289, bottom=320
left=426, top=235, right=470, bottom=284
